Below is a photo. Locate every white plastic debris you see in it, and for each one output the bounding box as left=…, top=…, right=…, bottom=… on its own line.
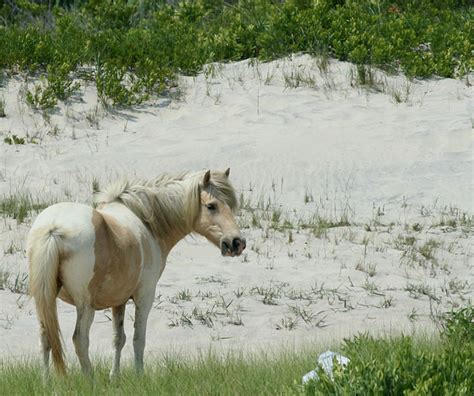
left=302, top=369, right=319, bottom=384
left=302, top=351, right=350, bottom=384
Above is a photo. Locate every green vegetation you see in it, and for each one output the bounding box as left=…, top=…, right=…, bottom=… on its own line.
left=307, top=306, right=474, bottom=395
left=0, top=96, right=5, bottom=117
left=0, top=306, right=472, bottom=394
left=0, top=193, right=52, bottom=223
left=0, top=1, right=471, bottom=107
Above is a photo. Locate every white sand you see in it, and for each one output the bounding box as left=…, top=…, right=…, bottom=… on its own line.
left=0, top=55, right=472, bottom=363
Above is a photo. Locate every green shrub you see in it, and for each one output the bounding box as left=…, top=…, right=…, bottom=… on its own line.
left=46, top=63, right=81, bottom=101
left=96, top=61, right=149, bottom=106
left=306, top=306, right=474, bottom=395
left=0, top=0, right=471, bottom=108
left=25, top=81, right=58, bottom=110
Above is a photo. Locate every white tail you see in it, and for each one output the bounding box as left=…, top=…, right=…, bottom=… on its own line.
left=28, top=226, right=67, bottom=375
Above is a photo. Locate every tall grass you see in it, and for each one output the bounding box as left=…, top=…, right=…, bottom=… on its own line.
left=0, top=193, right=53, bottom=223
left=0, top=307, right=472, bottom=394
left=0, top=350, right=317, bottom=395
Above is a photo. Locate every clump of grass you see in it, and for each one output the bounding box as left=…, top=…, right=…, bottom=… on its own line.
left=405, top=282, right=440, bottom=302
left=389, top=81, right=412, bottom=104
left=275, top=316, right=298, bottom=331
left=0, top=96, right=5, bottom=117
left=191, top=307, right=215, bottom=328
left=355, top=261, right=377, bottom=277
left=418, top=239, right=440, bottom=261
left=176, top=289, right=192, bottom=302
left=300, top=214, right=350, bottom=238
left=283, top=67, right=316, bottom=89
left=3, top=134, right=25, bottom=145
left=393, top=235, right=416, bottom=250
left=251, top=285, right=281, bottom=305
left=0, top=193, right=52, bottom=223
left=362, top=279, right=380, bottom=295
left=350, top=65, right=384, bottom=92
left=436, top=207, right=473, bottom=229
left=168, top=311, right=193, bottom=328
left=0, top=272, right=28, bottom=294
left=288, top=305, right=328, bottom=328
left=91, top=177, right=100, bottom=194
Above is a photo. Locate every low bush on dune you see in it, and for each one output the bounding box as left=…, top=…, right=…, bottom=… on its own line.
left=0, top=0, right=471, bottom=107
left=0, top=306, right=472, bottom=394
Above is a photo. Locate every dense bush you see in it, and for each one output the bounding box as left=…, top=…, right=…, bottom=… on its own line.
left=0, top=1, right=471, bottom=106
left=306, top=306, right=474, bottom=395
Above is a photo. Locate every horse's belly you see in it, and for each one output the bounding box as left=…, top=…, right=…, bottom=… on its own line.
left=89, top=269, right=140, bottom=310
left=58, top=287, right=75, bottom=305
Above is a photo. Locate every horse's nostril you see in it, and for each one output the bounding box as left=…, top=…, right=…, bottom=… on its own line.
left=232, top=238, right=241, bottom=250
left=222, top=240, right=231, bottom=251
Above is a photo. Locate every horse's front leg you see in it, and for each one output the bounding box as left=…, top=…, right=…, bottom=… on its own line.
left=132, top=295, right=153, bottom=374
left=109, top=304, right=126, bottom=379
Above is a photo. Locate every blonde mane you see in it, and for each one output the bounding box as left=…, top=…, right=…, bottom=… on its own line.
left=94, top=171, right=238, bottom=239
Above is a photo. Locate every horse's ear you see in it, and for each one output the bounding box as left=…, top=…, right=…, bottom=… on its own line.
left=203, top=170, right=211, bottom=188
left=224, top=168, right=230, bottom=178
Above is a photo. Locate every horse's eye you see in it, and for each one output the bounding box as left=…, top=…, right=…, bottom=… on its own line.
left=206, top=203, right=217, bottom=211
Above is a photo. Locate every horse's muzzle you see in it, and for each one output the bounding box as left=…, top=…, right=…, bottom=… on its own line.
left=221, top=237, right=246, bottom=257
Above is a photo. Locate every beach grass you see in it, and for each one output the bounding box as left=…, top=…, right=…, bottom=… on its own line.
left=1, top=307, right=472, bottom=395
left=0, top=193, right=54, bottom=224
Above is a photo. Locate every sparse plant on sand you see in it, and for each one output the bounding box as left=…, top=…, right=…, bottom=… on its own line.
left=283, top=66, right=316, bottom=89
left=355, top=260, right=377, bottom=277
left=0, top=193, right=52, bottom=223
left=3, top=133, right=25, bottom=145
left=251, top=285, right=280, bottom=306
left=0, top=272, right=28, bottom=294
left=405, top=282, right=440, bottom=302
left=0, top=96, right=5, bottom=117
left=275, top=316, right=298, bottom=331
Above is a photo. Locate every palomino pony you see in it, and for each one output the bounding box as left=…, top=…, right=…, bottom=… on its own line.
left=27, top=169, right=245, bottom=378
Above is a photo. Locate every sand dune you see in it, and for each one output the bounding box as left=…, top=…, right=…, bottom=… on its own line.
left=0, top=55, right=472, bottom=361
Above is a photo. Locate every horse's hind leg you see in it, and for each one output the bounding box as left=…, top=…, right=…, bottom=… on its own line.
left=109, top=304, right=126, bottom=379
left=39, top=322, right=51, bottom=381
left=72, top=305, right=95, bottom=376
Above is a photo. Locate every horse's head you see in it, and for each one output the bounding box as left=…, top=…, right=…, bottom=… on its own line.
left=193, top=169, right=246, bottom=257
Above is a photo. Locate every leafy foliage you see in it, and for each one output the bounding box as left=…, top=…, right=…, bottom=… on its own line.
left=0, top=0, right=471, bottom=107
left=305, top=306, right=474, bottom=395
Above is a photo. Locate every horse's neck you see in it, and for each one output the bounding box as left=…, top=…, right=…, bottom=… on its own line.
left=159, top=228, right=189, bottom=257
left=99, top=195, right=192, bottom=257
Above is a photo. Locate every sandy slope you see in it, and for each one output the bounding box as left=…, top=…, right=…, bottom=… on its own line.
left=0, top=55, right=472, bottom=362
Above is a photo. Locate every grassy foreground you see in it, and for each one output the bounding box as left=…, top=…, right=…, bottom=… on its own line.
left=1, top=307, right=472, bottom=395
